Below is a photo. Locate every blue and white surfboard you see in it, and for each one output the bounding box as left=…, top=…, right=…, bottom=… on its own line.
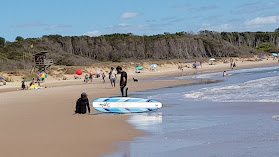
left=93, top=97, right=163, bottom=113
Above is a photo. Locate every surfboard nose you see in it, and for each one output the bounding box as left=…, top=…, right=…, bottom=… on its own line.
left=156, top=102, right=163, bottom=108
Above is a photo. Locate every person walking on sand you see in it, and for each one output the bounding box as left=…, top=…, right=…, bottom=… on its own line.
left=37, top=78, right=41, bottom=86
left=109, top=67, right=117, bottom=88
left=232, top=62, right=236, bottom=70
left=102, top=72, right=106, bottom=83
left=116, top=66, right=128, bottom=97
left=84, top=74, right=89, bottom=84
left=89, top=73, right=93, bottom=83
left=21, top=80, right=26, bottom=90
left=75, top=92, right=90, bottom=114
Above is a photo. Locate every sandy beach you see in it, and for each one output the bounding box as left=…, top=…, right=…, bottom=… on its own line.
left=0, top=58, right=278, bottom=157
left=0, top=74, right=192, bottom=157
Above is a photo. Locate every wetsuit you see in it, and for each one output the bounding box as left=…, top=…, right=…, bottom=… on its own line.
left=75, top=98, right=90, bottom=114
left=120, top=71, right=128, bottom=97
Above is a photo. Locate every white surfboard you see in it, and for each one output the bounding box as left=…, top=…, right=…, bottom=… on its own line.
left=93, top=97, right=163, bottom=113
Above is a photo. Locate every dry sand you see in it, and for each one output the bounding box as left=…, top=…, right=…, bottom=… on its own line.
left=0, top=58, right=278, bottom=157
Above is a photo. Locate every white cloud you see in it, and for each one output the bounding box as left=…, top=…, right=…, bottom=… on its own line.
left=83, top=30, right=101, bottom=36
left=201, top=24, right=232, bottom=32
left=202, top=23, right=210, bottom=27
left=232, top=2, right=278, bottom=15
left=107, top=23, right=164, bottom=34
left=245, top=16, right=279, bottom=25
left=267, top=2, right=277, bottom=7
left=47, top=25, right=72, bottom=30
left=121, top=12, right=138, bottom=19
left=119, top=23, right=131, bottom=27
left=13, top=23, right=72, bottom=30
left=172, top=4, right=190, bottom=9
left=13, top=23, right=48, bottom=28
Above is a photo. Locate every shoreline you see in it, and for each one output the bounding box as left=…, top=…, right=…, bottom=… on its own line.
left=0, top=59, right=278, bottom=157
left=0, top=58, right=278, bottom=93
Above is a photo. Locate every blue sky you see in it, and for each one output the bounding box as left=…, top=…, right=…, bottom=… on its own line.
left=1, top=0, right=279, bottom=41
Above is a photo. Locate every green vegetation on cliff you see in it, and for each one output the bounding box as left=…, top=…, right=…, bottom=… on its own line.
left=0, top=29, right=279, bottom=70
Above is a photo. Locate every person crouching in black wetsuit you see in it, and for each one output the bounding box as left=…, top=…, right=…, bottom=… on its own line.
left=116, top=66, right=128, bottom=97
left=75, top=92, right=90, bottom=114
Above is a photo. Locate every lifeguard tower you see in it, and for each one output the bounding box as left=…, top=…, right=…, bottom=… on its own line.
left=31, top=51, right=54, bottom=72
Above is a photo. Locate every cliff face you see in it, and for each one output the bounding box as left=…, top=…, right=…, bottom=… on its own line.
left=44, top=32, right=279, bottom=61
left=220, top=32, right=279, bottom=48
left=1, top=31, right=279, bottom=67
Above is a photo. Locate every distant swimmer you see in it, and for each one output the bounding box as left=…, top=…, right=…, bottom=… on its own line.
left=223, top=71, right=227, bottom=77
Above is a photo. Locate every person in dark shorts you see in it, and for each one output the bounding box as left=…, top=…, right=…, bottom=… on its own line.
left=21, top=80, right=26, bottom=90
left=75, top=92, right=90, bottom=114
left=116, top=66, right=128, bottom=97
left=109, top=67, right=117, bottom=88
left=89, top=73, right=93, bottom=83
left=102, top=72, right=106, bottom=83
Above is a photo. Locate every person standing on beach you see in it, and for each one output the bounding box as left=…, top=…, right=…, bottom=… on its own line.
left=109, top=67, right=117, bottom=88
left=102, top=72, right=106, bottom=83
left=89, top=73, right=93, bottom=83
left=84, top=74, right=89, bottom=84
left=75, top=92, right=90, bottom=114
left=116, top=66, right=128, bottom=97
left=232, top=62, right=236, bottom=70
left=21, top=80, right=26, bottom=90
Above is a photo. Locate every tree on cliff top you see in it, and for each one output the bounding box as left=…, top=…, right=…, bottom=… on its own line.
left=15, top=36, right=24, bottom=42
left=257, top=42, right=277, bottom=52
left=0, top=37, right=5, bottom=46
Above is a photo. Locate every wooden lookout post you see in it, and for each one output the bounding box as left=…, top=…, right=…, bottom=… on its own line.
left=31, top=51, right=54, bottom=72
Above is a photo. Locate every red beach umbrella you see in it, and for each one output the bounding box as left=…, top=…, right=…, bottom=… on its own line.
left=76, top=70, right=83, bottom=75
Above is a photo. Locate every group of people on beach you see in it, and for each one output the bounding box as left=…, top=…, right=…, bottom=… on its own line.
left=75, top=66, right=128, bottom=114
left=178, top=65, right=184, bottom=72
left=21, top=77, right=44, bottom=90
left=84, top=73, right=94, bottom=84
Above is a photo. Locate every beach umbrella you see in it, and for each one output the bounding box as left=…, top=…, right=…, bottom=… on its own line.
left=209, top=58, right=216, bottom=61
left=39, top=72, right=48, bottom=78
left=75, top=70, right=83, bottom=75
left=136, top=67, right=143, bottom=70
left=88, top=71, right=95, bottom=75
left=96, top=70, right=103, bottom=74
left=151, top=64, right=158, bottom=68
left=272, top=53, right=278, bottom=57
left=0, top=77, right=4, bottom=80
left=194, top=62, right=200, bottom=66
left=260, top=56, right=265, bottom=59
left=185, top=61, right=191, bottom=63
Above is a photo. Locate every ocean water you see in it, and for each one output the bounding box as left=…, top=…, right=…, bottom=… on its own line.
left=106, top=66, right=279, bottom=157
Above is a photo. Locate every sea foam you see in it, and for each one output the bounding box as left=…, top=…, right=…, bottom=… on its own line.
left=185, top=76, right=279, bottom=103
